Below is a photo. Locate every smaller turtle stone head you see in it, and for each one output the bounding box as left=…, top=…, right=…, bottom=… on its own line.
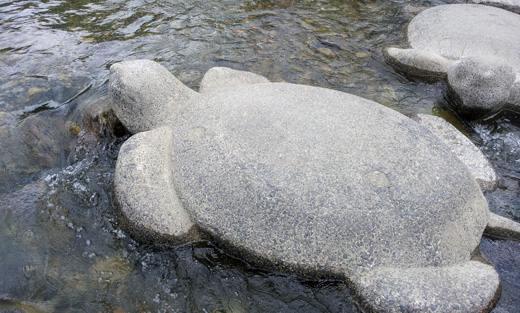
left=447, top=56, right=516, bottom=116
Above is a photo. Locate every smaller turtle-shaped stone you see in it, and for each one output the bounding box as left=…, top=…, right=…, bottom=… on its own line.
left=384, top=4, right=520, bottom=117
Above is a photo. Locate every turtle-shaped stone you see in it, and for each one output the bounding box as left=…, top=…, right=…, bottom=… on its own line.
left=109, top=59, right=520, bottom=312
left=384, top=4, right=520, bottom=118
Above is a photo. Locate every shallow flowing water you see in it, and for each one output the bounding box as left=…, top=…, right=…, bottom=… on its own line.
left=0, top=0, right=519, bottom=312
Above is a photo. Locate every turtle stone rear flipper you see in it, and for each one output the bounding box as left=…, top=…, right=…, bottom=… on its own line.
left=115, top=126, right=197, bottom=244
left=485, top=213, right=520, bottom=241
left=383, top=47, right=454, bottom=79
left=109, top=59, right=199, bottom=134
left=199, top=67, right=270, bottom=93
left=354, top=261, right=500, bottom=312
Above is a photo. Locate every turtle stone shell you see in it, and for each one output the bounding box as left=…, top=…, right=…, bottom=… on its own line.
left=408, top=4, right=520, bottom=70
left=168, top=82, right=488, bottom=276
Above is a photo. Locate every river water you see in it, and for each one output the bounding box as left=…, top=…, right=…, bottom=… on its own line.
left=0, top=0, right=519, bottom=312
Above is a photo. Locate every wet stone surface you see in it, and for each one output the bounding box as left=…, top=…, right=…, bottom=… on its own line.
left=0, top=0, right=519, bottom=312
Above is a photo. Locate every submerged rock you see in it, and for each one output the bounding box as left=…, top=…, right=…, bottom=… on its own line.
left=0, top=180, right=51, bottom=306
left=0, top=111, right=74, bottom=193
left=0, top=97, right=122, bottom=193
left=384, top=4, right=520, bottom=118
left=109, top=59, right=520, bottom=312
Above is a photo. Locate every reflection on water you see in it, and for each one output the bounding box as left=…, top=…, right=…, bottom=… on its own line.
left=0, top=0, right=519, bottom=311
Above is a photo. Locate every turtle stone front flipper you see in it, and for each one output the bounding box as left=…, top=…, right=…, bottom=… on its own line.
left=199, top=67, right=270, bottom=94
left=109, top=59, right=199, bottom=134
left=383, top=47, right=454, bottom=79
left=353, top=262, right=500, bottom=312
left=485, top=213, right=520, bottom=241
left=115, top=126, right=197, bottom=243
left=415, top=114, right=498, bottom=192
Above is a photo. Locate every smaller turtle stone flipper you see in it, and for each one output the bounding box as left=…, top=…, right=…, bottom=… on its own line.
left=109, top=59, right=199, bottom=134
left=383, top=47, right=454, bottom=80
left=354, top=261, right=500, bottom=312
left=486, top=213, right=520, bottom=241
left=114, top=126, right=197, bottom=243
left=199, top=67, right=270, bottom=93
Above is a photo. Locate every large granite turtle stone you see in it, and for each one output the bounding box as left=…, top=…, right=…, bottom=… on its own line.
left=384, top=4, right=520, bottom=118
left=110, top=59, right=501, bottom=312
